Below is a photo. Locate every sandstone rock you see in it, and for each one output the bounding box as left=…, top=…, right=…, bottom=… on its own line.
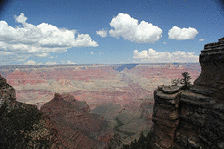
left=158, top=85, right=181, bottom=94
left=154, top=90, right=180, bottom=108
left=151, top=38, right=224, bottom=149
left=194, top=38, right=224, bottom=99
left=153, top=102, right=179, bottom=120
left=190, top=85, right=215, bottom=96
left=153, top=124, right=177, bottom=149
left=152, top=87, right=181, bottom=148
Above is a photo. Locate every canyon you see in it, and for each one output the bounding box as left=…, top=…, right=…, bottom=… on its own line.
left=0, top=63, right=200, bottom=110
left=0, top=63, right=201, bottom=148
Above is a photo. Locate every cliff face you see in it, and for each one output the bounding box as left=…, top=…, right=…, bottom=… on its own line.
left=152, top=38, right=224, bottom=149
left=40, top=93, right=113, bottom=149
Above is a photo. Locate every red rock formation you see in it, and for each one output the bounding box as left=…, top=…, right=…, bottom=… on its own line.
left=40, top=93, right=113, bottom=149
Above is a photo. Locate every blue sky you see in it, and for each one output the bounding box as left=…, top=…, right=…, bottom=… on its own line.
left=0, top=0, right=223, bottom=65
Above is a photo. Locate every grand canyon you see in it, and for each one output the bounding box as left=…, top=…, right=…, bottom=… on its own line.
left=1, top=37, right=224, bottom=148
left=0, top=63, right=201, bottom=148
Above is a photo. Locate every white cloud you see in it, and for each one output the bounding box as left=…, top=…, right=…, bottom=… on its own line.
left=133, top=48, right=199, bottom=63
left=67, top=60, right=76, bottom=64
left=60, top=60, right=76, bottom=64
left=109, top=13, right=162, bottom=43
left=36, top=53, right=49, bottom=57
left=163, top=42, right=166, bottom=44
left=45, top=61, right=57, bottom=65
left=199, top=39, right=205, bottom=41
left=73, top=34, right=98, bottom=47
left=14, top=13, right=27, bottom=24
left=24, top=60, right=36, bottom=65
left=96, top=29, right=107, bottom=38
left=168, top=26, right=198, bottom=40
left=0, top=13, right=98, bottom=64
left=90, top=51, right=94, bottom=54
left=0, top=51, right=30, bottom=64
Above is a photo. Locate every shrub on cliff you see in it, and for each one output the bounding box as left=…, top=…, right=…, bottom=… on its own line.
left=172, top=72, right=191, bottom=90
left=0, top=102, right=59, bottom=148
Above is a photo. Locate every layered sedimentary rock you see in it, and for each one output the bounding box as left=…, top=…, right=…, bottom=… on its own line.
left=194, top=37, right=224, bottom=99
left=40, top=93, right=113, bottom=149
left=152, top=38, right=224, bottom=149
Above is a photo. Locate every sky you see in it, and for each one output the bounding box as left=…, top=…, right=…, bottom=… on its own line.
left=0, top=0, right=223, bottom=65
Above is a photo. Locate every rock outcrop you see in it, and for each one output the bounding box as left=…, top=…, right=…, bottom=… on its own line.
left=152, top=38, right=224, bottom=149
left=40, top=93, right=113, bottom=149
left=0, top=74, right=16, bottom=106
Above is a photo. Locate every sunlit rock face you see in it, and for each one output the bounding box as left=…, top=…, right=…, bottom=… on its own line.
left=152, top=38, right=224, bottom=149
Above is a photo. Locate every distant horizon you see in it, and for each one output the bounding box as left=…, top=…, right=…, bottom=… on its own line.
left=0, top=62, right=200, bottom=66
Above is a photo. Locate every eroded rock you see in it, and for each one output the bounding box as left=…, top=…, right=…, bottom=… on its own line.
left=152, top=38, right=224, bottom=149
left=40, top=93, right=113, bottom=149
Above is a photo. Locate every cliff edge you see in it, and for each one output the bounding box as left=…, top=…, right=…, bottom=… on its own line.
left=152, top=38, right=224, bottom=149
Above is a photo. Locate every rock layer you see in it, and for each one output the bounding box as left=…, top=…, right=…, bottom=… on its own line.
left=194, top=37, right=224, bottom=99
left=40, top=93, right=113, bottom=149
left=152, top=38, right=224, bottom=149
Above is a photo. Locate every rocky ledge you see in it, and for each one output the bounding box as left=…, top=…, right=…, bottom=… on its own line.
left=152, top=38, right=224, bottom=149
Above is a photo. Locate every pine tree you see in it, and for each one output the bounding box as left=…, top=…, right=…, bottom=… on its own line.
left=180, top=72, right=191, bottom=90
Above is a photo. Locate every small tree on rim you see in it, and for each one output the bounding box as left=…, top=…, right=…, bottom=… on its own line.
left=180, top=72, right=191, bottom=90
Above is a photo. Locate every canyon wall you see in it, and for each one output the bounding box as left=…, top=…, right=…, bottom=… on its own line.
left=40, top=93, right=113, bottom=149
left=152, top=38, right=224, bottom=149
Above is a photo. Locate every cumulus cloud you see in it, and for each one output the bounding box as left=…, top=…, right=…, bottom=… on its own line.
left=109, top=13, right=162, bottom=43
left=73, top=34, right=98, bottom=47
left=24, top=60, right=36, bottom=65
left=133, top=48, right=199, bottom=63
left=96, top=29, right=107, bottom=38
left=199, top=39, right=205, bottom=41
left=0, top=13, right=98, bottom=64
left=45, top=61, right=57, bottom=65
left=168, top=26, right=198, bottom=40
